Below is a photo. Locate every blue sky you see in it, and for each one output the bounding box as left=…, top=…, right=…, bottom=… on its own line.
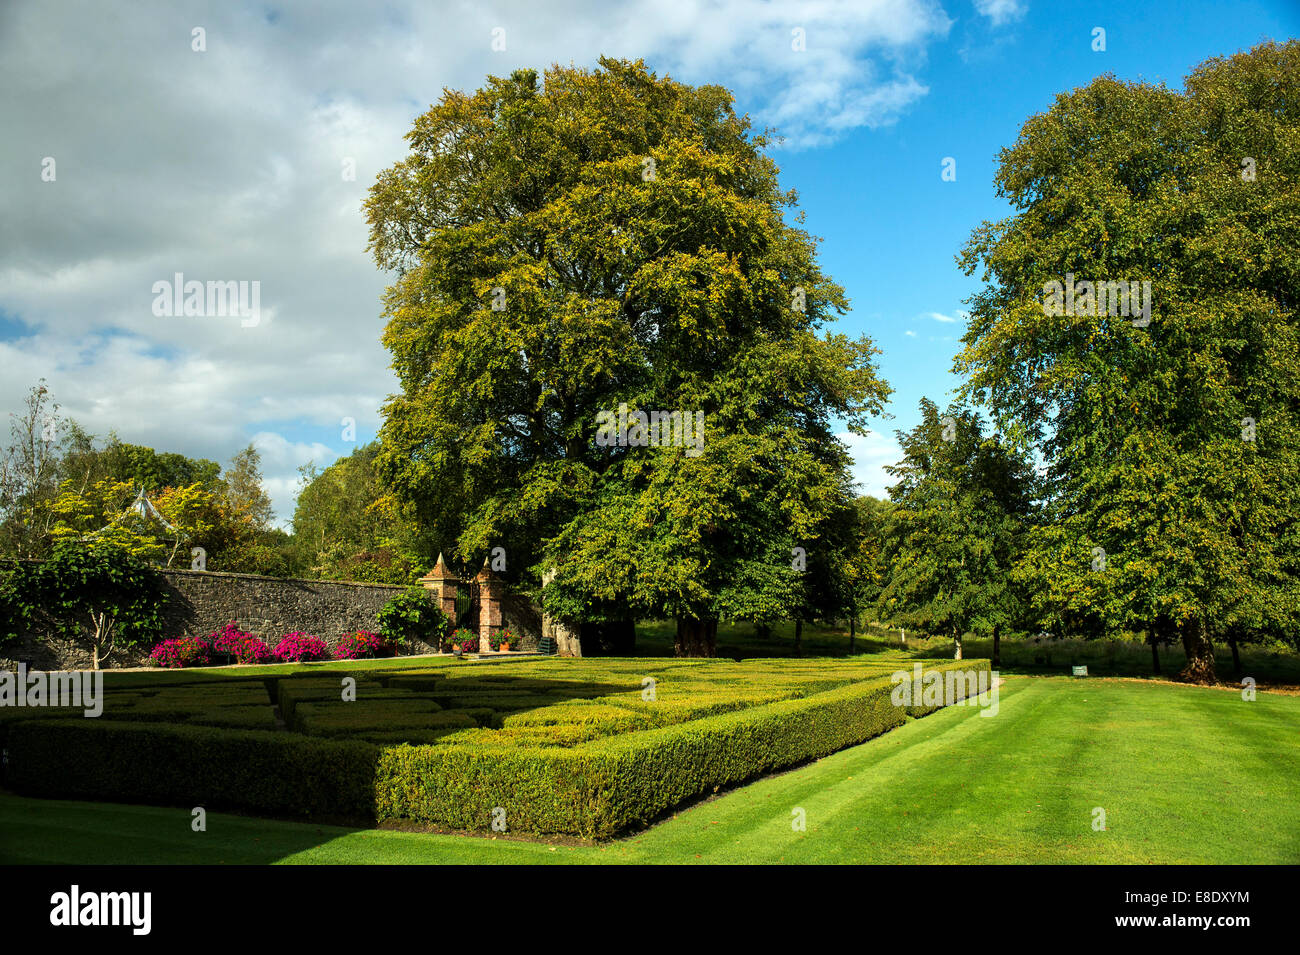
left=775, top=0, right=1300, bottom=483
left=1, top=0, right=1296, bottom=523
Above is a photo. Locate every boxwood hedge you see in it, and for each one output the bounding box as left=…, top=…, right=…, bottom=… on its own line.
left=5, top=719, right=378, bottom=821
left=4, top=659, right=989, bottom=837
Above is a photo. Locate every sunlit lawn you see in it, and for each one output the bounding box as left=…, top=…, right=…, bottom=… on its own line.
left=5, top=676, right=1296, bottom=864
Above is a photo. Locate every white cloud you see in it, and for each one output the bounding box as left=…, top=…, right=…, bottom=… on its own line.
left=973, top=0, right=1026, bottom=27
left=839, top=429, right=902, bottom=498
left=1, top=0, right=954, bottom=521
left=924, top=309, right=968, bottom=324
left=249, top=432, right=341, bottom=525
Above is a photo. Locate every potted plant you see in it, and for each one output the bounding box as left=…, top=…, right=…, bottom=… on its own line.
left=498, top=627, right=517, bottom=652
left=450, top=627, right=476, bottom=655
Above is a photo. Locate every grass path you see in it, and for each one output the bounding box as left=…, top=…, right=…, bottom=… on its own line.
left=3, top=677, right=1296, bottom=864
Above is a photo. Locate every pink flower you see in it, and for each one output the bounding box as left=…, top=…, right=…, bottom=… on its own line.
left=149, top=636, right=212, bottom=668
left=334, top=630, right=386, bottom=660
left=274, top=632, right=329, bottom=662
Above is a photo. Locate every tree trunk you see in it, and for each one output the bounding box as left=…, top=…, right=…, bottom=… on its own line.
left=992, top=624, right=1001, bottom=669
left=953, top=629, right=963, bottom=660
left=1228, top=632, right=1241, bottom=676
left=674, top=617, right=717, bottom=657
left=849, top=614, right=856, bottom=653
left=92, top=612, right=105, bottom=670
left=555, top=621, right=582, bottom=657
left=542, top=565, right=581, bottom=657
left=1178, top=618, right=1216, bottom=684
left=1149, top=630, right=1161, bottom=676
left=794, top=618, right=803, bottom=655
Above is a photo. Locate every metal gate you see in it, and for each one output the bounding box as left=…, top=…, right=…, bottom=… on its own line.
left=454, top=580, right=479, bottom=630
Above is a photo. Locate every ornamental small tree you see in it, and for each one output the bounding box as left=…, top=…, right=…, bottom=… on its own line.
left=29, top=541, right=164, bottom=669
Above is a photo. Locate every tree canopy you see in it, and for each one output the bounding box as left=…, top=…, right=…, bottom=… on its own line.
left=367, top=57, right=889, bottom=654
left=875, top=400, right=1036, bottom=660
left=955, top=41, right=1300, bottom=680
left=292, top=442, right=421, bottom=583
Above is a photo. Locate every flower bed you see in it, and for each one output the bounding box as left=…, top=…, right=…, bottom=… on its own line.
left=148, top=636, right=212, bottom=669
left=334, top=630, right=387, bottom=660
left=274, top=632, right=329, bottom=663
left=211, top=622, right=275, bottom=664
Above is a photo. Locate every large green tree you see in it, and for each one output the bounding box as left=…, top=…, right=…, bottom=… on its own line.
left=368, top=58, right=889, bottom=654
left=876, top=400, right=1036, bottom=661
left=956, top=42, right=1300, bottom=682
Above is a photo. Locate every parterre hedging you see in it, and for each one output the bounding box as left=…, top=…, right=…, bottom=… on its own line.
left=2, top=656, right=990, bottom=837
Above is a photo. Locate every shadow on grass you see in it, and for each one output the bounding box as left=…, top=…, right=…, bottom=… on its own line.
left=896, top=635, right=1300, bottom=685
left=0, top=788, right=367, bottom=865
left=630, top=619, right=911, bottom=660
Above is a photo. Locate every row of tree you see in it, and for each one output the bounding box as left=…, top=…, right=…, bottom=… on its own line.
left=0, top=382, right=430, bottom=586
left=360, top=44, right=1299, bottom=672
left=0, top=382, right=289, bottom=575
left=868, top=42, right=1300, bottom=682
left=8, top=45, right=1295, bottom=674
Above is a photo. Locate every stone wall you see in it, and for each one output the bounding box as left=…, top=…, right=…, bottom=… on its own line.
left=4, top=565, right=546, bottom=670
left=4, top=569, right=423, bottom=670
left=158, top=569, right=414, bottom=649
left=500, top=590, right=541, bottom=652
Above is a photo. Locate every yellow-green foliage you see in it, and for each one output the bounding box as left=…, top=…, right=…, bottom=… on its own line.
left=294, top=702, right=463, bottom=738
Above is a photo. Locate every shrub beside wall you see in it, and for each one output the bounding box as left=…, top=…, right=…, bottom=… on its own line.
left=3, top=570, right=425, bottom=670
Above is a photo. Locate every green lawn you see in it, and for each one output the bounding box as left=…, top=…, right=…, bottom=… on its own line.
left=5, top=676, right=1296, bottom=864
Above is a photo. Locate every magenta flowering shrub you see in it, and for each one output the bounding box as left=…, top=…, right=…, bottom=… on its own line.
left=211, top=622, right=251, bottom=654
left=232, top=636, right=274, bottom=664
left=273, top=632, right=329, bottom=662
left=209, top=624, right=260, bottom=662
left=208, top=622, right=274, bottom=664
left=334, top=630, right=386, bottom=660
left=149, top=636, right=212, bottom=668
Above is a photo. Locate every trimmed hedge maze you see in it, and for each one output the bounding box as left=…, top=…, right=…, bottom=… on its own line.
left=2, top=656, right=989, bottom=838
